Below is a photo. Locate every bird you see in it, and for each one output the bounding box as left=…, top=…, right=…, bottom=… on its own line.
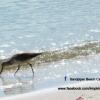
left=0, top=52, right=42, bottom=76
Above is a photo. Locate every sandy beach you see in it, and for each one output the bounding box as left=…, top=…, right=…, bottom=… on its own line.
left=1, top=81, right=100, bottom=100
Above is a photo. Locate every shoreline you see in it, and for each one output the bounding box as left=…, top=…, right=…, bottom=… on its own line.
left=1, top=81, right=100, bottom=100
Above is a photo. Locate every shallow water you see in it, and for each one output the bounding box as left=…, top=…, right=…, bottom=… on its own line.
left=0, top=53, right=100, bottom=97
left=0, top=0, right=100, bottom=97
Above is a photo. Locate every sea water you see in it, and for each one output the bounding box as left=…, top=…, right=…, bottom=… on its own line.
left=0, top=0, right=100, bottom=97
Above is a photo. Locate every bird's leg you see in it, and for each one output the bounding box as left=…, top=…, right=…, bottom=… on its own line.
left=14, top=65, right=21, bottom=76
left=0, top=65, right=4, bottom=75
left=28, top=63, right=34, bottom=77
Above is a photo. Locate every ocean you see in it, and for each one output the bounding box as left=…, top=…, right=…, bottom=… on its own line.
left=0, top=0, right=100, bottom=97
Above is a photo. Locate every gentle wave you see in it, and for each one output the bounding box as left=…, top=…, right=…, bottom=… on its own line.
left=0, top=40, right=100, bottom=71
left=33, top=40, right=100, bottom=63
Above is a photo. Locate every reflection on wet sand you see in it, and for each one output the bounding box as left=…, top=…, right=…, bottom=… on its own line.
left=0, top=75, right=35, bottom=96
